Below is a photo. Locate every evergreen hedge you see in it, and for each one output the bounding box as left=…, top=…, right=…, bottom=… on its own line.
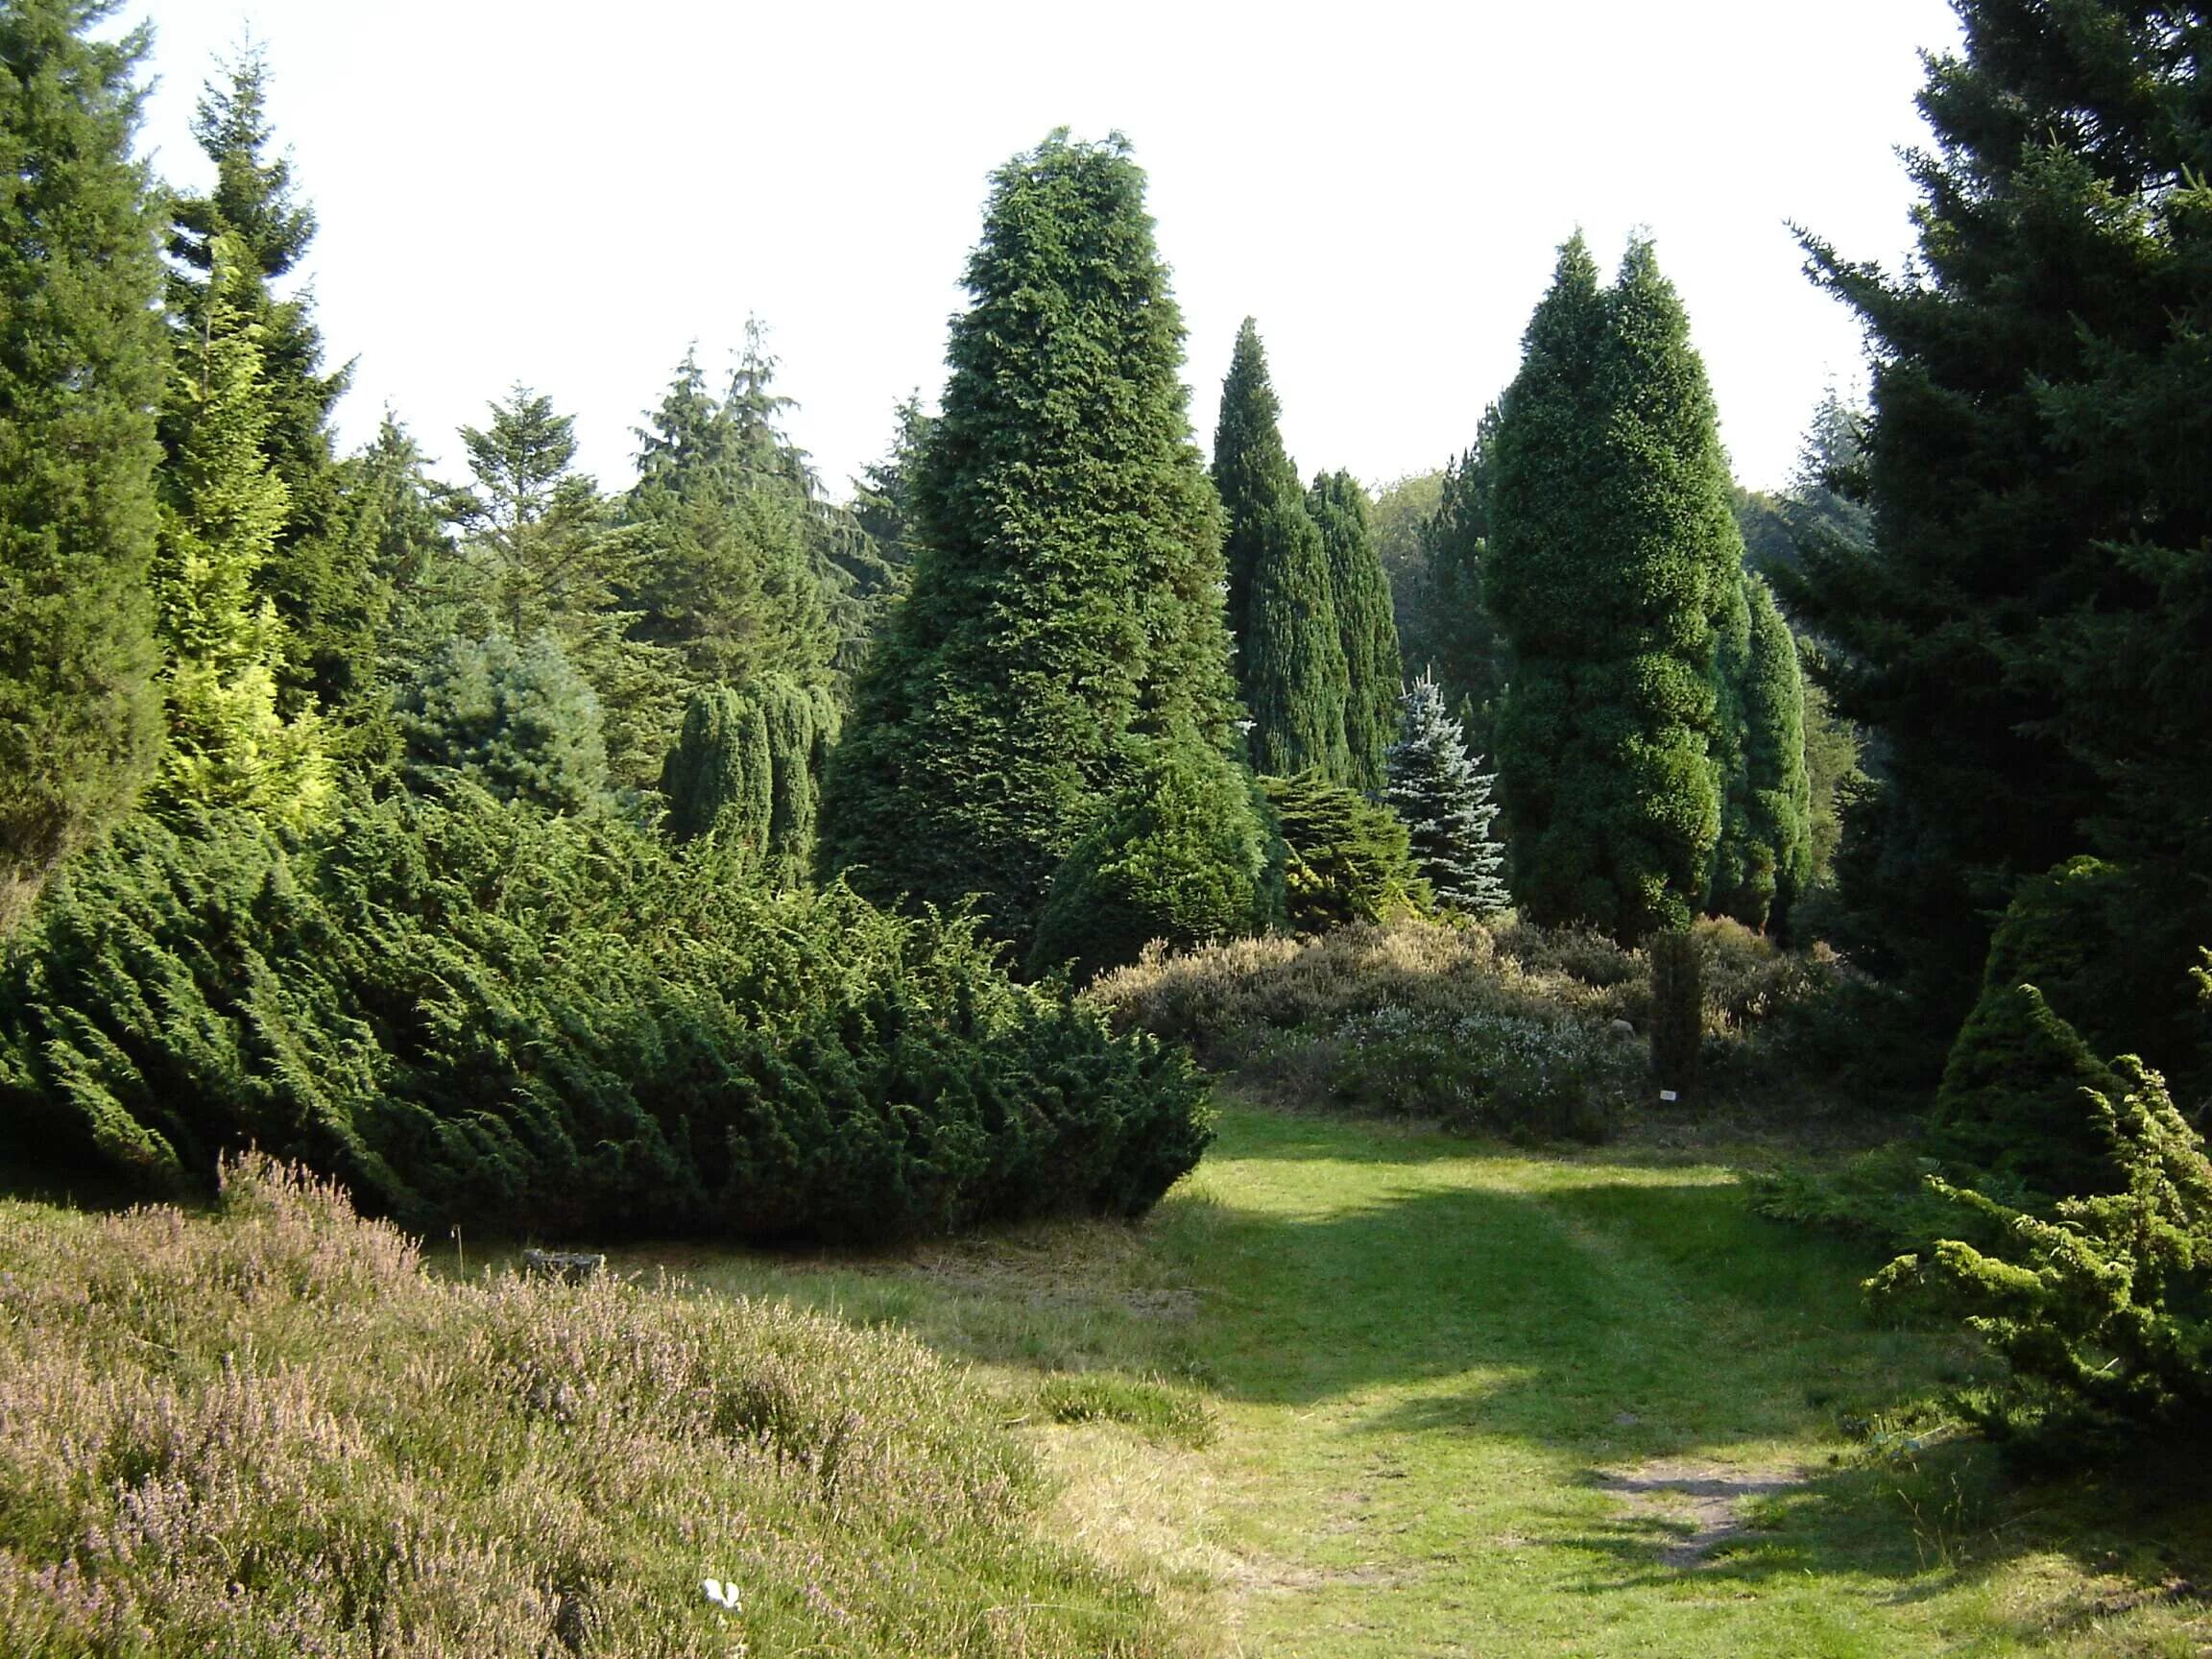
left=0, top=790, right=1212, bottom=1241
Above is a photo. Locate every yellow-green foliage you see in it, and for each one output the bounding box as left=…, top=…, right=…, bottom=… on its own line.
left=1872, top=1016, right=2212, bottom=1459
left=0, top=1157, right=1178, bottom=1654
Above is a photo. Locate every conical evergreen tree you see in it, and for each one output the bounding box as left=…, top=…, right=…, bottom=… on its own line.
left=166, top=43, right=354, bottom=709
left=821, top=132, right=1266, bottom=958
left=1488, top=235, right=1740, bottom=942
left=1709, top=571, right=1814, bottom=931
left=0, top=0, right=166, bottom=931
left=1385, top=672, right=1505, bottom=915
left=397, top=633, right=607, bottom=815
left=148, top=236, right=330, bottom=828
left=1307, top=469, right=1402, bottom=795
left=1213, top=320, right=1350, bottom=781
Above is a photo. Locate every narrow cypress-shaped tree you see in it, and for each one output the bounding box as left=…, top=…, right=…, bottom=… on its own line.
left=0, top=0, right=166, bottom=930
left=1384, top=672, right=1506, bottom=915
left=1414, top=408, right=1512, bottom=757
left=1488, top=235, right=1739, bottom=942
left=821, top=132, right=1265, bottom=957
left=149, top=237, right=330, bottom=828
left=1709, top=571, right=1814, bottom=931
left=1214, top=320, right=1350, bottom=781
left=1308, top=469, right=1403, bottom=795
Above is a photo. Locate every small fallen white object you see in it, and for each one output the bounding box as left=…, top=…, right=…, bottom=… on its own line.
left=703, top=1578, right=742, bottom=1610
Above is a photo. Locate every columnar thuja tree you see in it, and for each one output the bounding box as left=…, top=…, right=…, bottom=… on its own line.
left=0, top=0, right=167, bottom=931
left=1213, top=320, right=1350, bottom=782
left=821, top=132, right=1269, bottom=959
left=1709, top=570, right=1813, bottom=931
left=1487, top=235, right=1744, bottom=942
left=1308, top=469, right=1403, bottom=795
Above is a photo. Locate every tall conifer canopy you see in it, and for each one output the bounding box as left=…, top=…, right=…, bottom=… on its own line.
left=1488, top=235, right=1742, bottom=942
left=1213, top=320, right=1350, bottom=781
left=1788, top=0, right=2212, bottom=1055
left=0, top=0, right=166, bottom=930
left=820, top=132, right=1258, bottom=954
left=1308, top=469, right=1403, bottom=795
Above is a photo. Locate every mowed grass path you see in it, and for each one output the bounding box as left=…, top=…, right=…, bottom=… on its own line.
left=612, top=1103, right=2208, bottom=1658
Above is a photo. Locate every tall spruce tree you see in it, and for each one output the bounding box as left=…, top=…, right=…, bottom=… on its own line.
left=0, top=0, right=166, bottom=930
left=149, top=236, right=330, bottom=827
left=1213, top=320, right=1351, bottom=781
left=166, top=44, right=353, bottom=709
left=1307, top=469, right=1403, bottom=795
left=1490, top=236, right=1743, bottom=942
left=1790, top=0, right=2212, bottom=1066
left=1385, top=672, right=1506, bottom=915
left=821, top=132, right=1266, bottom=957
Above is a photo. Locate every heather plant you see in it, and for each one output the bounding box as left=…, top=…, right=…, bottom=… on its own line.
left=0, top=1155, right=1181, bottom=1654
left=0, top=788, right=1212, bottom=1240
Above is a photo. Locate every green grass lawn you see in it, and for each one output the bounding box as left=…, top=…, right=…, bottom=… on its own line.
left=579, top=1101, right=2212, bottom=1658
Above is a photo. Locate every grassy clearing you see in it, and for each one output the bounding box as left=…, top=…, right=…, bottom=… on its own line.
left=572, top=1100, right=2212, bottom=1657
left=8, top=1105, right=2209, bottom=1654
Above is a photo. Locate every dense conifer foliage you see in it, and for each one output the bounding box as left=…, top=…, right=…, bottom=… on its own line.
left=822, top=133, right=1263, bottom=957
left=166, top=47, right=353, bottom=711
left=1307, top=470, right=1403, bottom=795
left=148, top=238, right=331, bottom=828
left=1788, top=0, right=2212, bottom=1050
left=1212, top=321, right=1351, bottom=782
left=1709, top=571, right=1814, bottom=932
left=1261, top=771, right=1422, bottom=932
left=1384, top=673, right=1505, bottom=915
left=1409, top=414, right=1511, bottom=756
left=1488, top=237, right=1743, bottom=942
left=398, top=634, right=610, bottom=815
left=0, top=794, right=1212, bottom=1240
left=0, top=0, right=166, bottom=932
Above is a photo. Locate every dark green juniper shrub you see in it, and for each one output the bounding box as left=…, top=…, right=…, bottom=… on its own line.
left=0, top=788, right=1212, bottom=1241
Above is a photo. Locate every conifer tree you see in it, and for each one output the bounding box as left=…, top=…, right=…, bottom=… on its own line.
left=166, top=44, right=353, bottom=708
left=445, top=387, right=681, bottom=786
left=148, top=237, right=330, bottom=828
left=1488, top=235, right=1741, bottom=942
left=821, top=132, right=1266, bottom=957
left=1789, top=0, right=2212, bottom=1055
left=1709, top=571, right=1814, bottom=931
left=1213, top=321, right=1351, bottom=781
left=1307, top=470, right=1403, bottom=795
left=1385, top=672, right=1505, bottom=915
left=1413, top=407, right=1512, bottom=756
left=0, top=0, right=166, bottom=930
left=398, top=633, right=607, bottom=815
left=623, top=349, right=843, bottom=690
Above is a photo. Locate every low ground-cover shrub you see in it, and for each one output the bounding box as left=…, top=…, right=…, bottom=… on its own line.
left=0, top=790, right=1211, bottom=1241
left=0, top=1157, right=1178, bottom=1655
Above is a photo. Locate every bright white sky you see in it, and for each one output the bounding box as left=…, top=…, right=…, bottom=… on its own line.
left=126, top=0, right=1960, bottom=502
